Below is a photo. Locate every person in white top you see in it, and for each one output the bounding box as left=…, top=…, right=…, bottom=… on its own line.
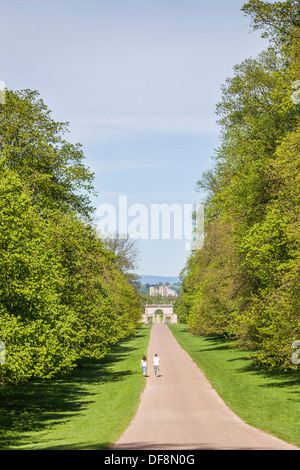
left=141, top=356, right=147, bottom=376
left=153, top=353, right=160, bottom=377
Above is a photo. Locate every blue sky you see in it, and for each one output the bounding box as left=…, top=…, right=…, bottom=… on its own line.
left=1, top=0, right=269, bottom=277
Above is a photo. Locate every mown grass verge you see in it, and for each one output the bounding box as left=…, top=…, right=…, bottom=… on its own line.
left=0, top=325, right=151, bottom=450
left=169, top=323, right=300, bottom=448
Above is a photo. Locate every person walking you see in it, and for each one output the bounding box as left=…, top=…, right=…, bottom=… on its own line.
left=141, top=356, right=147, bottom=376
left=153, top=353, right=160, bottom=377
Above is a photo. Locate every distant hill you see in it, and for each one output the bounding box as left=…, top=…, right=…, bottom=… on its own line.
left=138, top=275, right=180, bottom=285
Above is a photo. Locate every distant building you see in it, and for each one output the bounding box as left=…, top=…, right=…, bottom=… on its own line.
left=150, top=286, right=159, bottom=296
left=149, top=283, right=178, bottom=297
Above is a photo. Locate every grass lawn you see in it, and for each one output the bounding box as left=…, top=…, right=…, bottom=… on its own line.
left=169, top=323, right=300, bottom=449
left=0, top=325, right=151, bottom=450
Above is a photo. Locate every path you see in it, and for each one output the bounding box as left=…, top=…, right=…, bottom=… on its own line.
left=113, top=324, right=299, bottom=450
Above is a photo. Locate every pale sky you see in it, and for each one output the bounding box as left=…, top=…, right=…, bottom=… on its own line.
left=0, top=0, right=270, bottom=277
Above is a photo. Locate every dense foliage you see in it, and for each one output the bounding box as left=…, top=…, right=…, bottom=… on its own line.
left=176, top=0, right=300, bottom=368
left=0, top=90, right=142, bottom=385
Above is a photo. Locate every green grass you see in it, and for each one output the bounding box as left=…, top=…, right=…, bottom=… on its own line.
left=0, top=325, right=151, bottom=450
left=169, top=324, right=300, bottom=448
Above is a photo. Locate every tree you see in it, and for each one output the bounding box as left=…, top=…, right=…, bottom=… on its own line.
left=0, top=162, right=80, bottom=384
left=242, top=0, right=300, bottom=43
left=101, top=233, right=141, bottom=287
left=176, top=220, right=247, bottom=335
left=179, top=0, right=300, bottom=368
left=0, top=90, right=95, bottom=217
left=0, top=90, right=143, bottom=385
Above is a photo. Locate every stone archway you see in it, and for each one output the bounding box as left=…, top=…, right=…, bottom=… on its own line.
left=142, top=303, right=177, bottom=324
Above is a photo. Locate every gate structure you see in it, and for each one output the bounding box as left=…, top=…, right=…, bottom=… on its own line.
left=142, top=303, right=177, bottom=324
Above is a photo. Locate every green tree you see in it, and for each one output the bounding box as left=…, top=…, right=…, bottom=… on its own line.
left=0, top=90, right=95, bottom=217
left=0, top=90, right=143, bottom=385
left=0, top=162, right=80, bottom=384
left=179, top=0, right=300, bottom=368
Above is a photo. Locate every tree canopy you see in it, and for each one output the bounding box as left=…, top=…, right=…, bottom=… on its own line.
left=0, top=91, right=142, bottom=385
left=176, top=0, right=300, bottom=369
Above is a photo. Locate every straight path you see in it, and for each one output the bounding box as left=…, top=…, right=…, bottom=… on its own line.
left=113, top=324, right=298, bottom=450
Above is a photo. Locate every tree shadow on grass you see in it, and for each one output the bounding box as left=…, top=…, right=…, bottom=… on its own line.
left=0, top=339, right=139, bottom=449
left=30, top=440, right=112, bottom=450
left=234, top=359, right=300, bottom=389
left=218, top=341, right=300, bottom=396
left=198, top=335, right=300, bottom=392
left=192, top=334, right=234, bottom=352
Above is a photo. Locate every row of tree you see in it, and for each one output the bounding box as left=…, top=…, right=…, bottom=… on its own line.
left=176, top=0, right=300, bottom=368
left=0, top=90, right=142, bottom=385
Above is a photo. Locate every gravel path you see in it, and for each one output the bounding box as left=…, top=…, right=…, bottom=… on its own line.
left=113, top=324, right=298, bottom=450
